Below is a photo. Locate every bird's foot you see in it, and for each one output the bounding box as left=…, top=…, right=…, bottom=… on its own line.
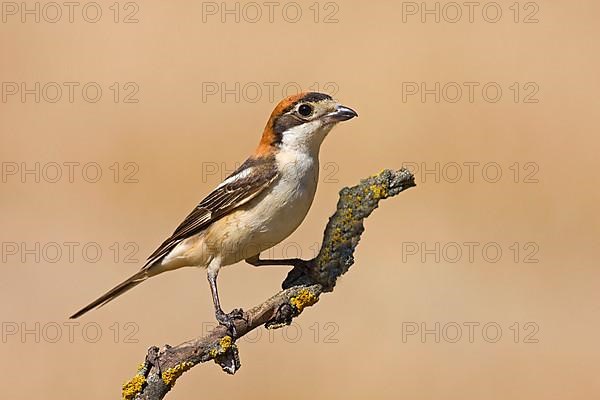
left=215, top=308, right=246, bottom=337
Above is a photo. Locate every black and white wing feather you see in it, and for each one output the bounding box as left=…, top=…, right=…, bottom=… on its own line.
left=144, top=156, right=278, bottom=266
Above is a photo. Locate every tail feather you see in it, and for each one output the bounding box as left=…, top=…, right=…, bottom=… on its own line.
left=69, top=270, right=148, bottom=319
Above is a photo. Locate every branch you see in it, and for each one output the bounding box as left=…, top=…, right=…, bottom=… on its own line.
left=123, top=168, right=416, bottom=400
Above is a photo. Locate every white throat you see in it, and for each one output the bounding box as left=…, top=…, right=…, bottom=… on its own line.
left=280, top=121, right=335, bottom=155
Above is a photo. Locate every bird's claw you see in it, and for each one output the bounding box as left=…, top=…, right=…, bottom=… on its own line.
left=216, top=308, right=246, bottom=337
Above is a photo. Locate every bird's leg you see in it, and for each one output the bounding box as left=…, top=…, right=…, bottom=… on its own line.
left=245, top=254, right=307, bottom=268
left=207, top=268, right=244, bottom=337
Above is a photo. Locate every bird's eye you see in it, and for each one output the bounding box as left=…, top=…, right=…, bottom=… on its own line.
left=298, top=103, right=313, bottom=117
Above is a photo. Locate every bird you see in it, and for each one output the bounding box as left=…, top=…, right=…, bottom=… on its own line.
left=69, top=92, right=358, bottom=333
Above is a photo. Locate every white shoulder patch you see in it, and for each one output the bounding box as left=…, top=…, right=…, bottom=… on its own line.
left=216, top=166, right=254, bottom=189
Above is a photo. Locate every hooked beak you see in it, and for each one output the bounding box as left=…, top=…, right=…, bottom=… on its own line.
left=323, top=104, right=358, bottom=124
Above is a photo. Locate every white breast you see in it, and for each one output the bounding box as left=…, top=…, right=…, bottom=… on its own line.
left=210, top=149, right=319, bottom=266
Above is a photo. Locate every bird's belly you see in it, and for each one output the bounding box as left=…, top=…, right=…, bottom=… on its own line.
left=206, top=173, right=317, bottom=266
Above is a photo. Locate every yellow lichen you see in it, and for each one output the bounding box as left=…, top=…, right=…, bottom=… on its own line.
left=290, top=288, right=319, bottom=313
left=122, top=374, right=145, bottom=400
left=220, top=335, right=233, bottom=350
left=209, top=335, right=233, bottom=358
left=331, top=227, right=343, bottom=244
left=369, top=184, right=388, bottom=200
left=319, top=251, right=331, bottom=265
left=340, top=208, right=354, bottom=226
left=161, top=361, right=194, bottom=387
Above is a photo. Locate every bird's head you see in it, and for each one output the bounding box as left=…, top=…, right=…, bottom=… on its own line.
left=256, top=92, right=357, bottom=155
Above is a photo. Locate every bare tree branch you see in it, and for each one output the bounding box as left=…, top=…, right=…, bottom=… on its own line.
left=123, top=168, right=416, bottom=400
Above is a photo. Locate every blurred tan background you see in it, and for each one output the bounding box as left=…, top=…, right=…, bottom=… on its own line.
left=1, top=1, right=599, bottom=399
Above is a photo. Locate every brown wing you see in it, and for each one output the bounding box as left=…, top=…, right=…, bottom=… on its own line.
left=144, top=156, right=278, bottom=266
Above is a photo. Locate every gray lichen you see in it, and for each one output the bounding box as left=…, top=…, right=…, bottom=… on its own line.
left=283, top=168, right=415, bottom=290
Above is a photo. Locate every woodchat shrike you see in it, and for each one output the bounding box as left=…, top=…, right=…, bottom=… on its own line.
left=70, top=92, right=358, bottom=332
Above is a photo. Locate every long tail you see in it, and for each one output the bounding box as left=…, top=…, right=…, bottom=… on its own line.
left=69, top=270, right=148, bottom=319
